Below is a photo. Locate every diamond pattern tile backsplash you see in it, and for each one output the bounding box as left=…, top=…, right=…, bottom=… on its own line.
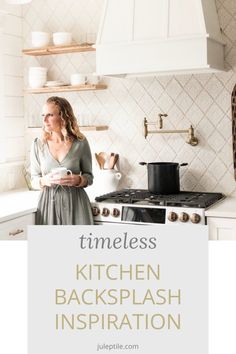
left=23, top=0, right=236, bottom=196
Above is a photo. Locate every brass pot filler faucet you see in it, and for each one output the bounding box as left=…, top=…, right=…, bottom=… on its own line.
left=144, top=114, right=199, bottom=146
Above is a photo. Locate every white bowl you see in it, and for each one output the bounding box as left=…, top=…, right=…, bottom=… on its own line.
left=70, top=73, right=88, bottom=85
left=29, top=66, right=47, bottom=73
left=29, top=72, right=47, bottom=76
left=28, top=78, right=46, bottom=88
left=28, top=67, right=47, bottom=88
left=45, top=81, right=64, bottom=87
left=31, top=31, right=50, bottom=48
left=29, top=76, right=47, bottom=82
left=28, top=68, right=47, bottom=80
left=53, top=32, right=72, bottom=46
left=29, top=71, right=47, bottom=75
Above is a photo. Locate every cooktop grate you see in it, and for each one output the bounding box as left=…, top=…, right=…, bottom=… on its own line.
left=95, top=189, right=225, bottom=208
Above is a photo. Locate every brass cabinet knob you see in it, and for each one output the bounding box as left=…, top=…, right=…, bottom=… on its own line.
left=102, top=208, right=110, bottom=217
left=112, top=208, right=120, bottom=217
left=179, top=212, right=189, bottom=222
left=190, top=213, right=201, bottom=224
left=168, top=211, right=178, bottom=222
left=92, top=206, right=100, bottom=216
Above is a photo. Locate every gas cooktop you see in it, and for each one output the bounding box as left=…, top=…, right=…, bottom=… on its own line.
left=95, top=189, right=225, bottom=209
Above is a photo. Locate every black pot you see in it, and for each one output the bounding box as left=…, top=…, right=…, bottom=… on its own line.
left=139, top=162, right=188, bottom=194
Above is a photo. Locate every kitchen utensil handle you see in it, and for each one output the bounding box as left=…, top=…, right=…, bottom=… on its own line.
left=139, top=162, right=147, bottom=165
left=180, top=163, right=188, bottom=167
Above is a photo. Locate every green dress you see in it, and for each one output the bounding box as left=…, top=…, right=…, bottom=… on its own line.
left=30, top=137, right=94, bottom=225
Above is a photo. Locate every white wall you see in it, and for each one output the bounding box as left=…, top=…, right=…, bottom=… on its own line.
left=0, top=0, right=25, bottom=192
left=20, top=0, right=236, bottom=196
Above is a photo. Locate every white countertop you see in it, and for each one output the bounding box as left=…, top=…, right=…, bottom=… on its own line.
left=205, top=197, right=236, bottom=218
left=0, top=189, right=235, bottom=222
left=0, top=189, right=40, bottom=223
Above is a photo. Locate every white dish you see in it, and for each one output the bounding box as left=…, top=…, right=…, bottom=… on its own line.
left=29, top=79, right=46, bottom=88
left=70, top=73, right=88, bottom=85
left=53, top=32, right=72, bottom=46
left=45, top=81, right=65, bottom=87
left=29, top=67, right=47, bottom=74
left=31, top=31, right=50, bottom=48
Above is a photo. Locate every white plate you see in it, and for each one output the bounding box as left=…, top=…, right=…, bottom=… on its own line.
left=44, top=81, right=65, bottom=87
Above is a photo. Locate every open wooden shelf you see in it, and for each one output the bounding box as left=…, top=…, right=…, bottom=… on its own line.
left=27, top=125, right=108, bottom=131
left=80, top=125, right=108, bottom=131
left=23, top=43, right=108, bottom=132
left=25, top=84, right=107, bottom=94
left=22, top=43, right=95, bottom=56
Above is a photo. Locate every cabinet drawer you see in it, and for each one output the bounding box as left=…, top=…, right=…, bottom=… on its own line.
left=0, top=214, right=35, bottom=240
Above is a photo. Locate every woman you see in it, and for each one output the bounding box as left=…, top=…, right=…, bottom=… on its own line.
left=30, top=96, right=94, bottom=225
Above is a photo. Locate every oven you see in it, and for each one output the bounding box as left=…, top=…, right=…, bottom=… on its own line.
left=91, top=189, right=225, bottom=226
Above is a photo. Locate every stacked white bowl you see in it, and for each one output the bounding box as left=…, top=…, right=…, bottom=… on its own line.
left=28, top=67, right=47, bottom=88
left=31, top=31, right=50, bottom=48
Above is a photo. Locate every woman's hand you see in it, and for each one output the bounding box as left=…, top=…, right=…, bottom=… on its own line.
left=50, top=174, right=86, bottom=187
left=40, top=173, right=54, bottom=187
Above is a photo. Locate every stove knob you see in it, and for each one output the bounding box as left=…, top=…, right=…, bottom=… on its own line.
left=190, top=213, right=201, bottom=224
left=92, top=206, right=100, bottom=216
left=102, top=207, right=110, bottom=217
left=112, top=208, right=120, bottom=217
left=168, top=211, right=178, bottom=222
left=179, top=212, right=189, bottom=222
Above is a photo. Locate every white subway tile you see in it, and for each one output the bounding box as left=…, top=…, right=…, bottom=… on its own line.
left=3, top=14, right=22, bottom=37
left=3, top=55, right=23, bottom=76
left=1, top=3, right=22, bottom=17
left=1, top=117, right=25, bottom=138
left=4, top=76, right=23, bottom=96
left=0, top=164, right=24, bottom=192
left=4, top=137, right=25, bottom=161
left=0, top=138, right=7, bottom=163
left=3, top=34, right=22, bottom=56
left=4, top=97, right=24, bottom=117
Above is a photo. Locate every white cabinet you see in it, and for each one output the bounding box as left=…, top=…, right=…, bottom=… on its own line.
left=0, top=213, right=35, bottom=240
left=206, top=197, right=236, bottom=240
left=208, top=217, right=236, bottom=240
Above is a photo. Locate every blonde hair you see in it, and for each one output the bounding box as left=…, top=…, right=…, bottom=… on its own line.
left=42, top=96, right=85, bottom=142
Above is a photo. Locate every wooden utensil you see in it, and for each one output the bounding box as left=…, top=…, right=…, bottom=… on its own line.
left=113, top=153, right=119, bottom=168
left=108, top=152, right=115, bottom=169
left=98, top=152, right=107, bottom=169
left=109, top=153, right=119, bottom=169
left=95, top=153, right=102, bottom=169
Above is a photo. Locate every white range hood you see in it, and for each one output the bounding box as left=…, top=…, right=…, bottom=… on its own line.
left=96, top=0, right=225, bottom=77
